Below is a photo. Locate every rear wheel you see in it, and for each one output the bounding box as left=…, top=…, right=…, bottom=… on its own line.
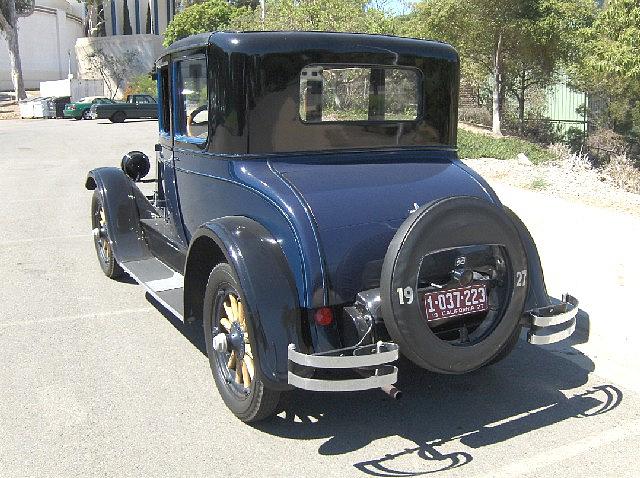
left=110, top=111, right=126, bottom=123
left=91, top=191, right=123, bottom=279
left=82, top=109, right=91, bottom=120
left=203, top=263, right=280, bottom=422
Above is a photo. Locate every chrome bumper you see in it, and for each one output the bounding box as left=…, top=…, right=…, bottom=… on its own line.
left=526, top=294, right=579, bottom=345
left=287, top=342, right=399, bottom=392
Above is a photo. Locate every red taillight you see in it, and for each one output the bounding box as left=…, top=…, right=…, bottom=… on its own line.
left=68, top=105, right=75, bottom=110
left=314, top=307, right=333, bottom=326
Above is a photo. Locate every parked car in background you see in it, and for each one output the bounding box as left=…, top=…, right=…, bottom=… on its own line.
left=63, top=97, right=115, bottom=120
left=89, top=94, right=157, bottom=123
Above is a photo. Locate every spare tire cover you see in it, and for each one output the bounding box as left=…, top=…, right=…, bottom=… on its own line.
left=380, top=196, right=527, bottom=373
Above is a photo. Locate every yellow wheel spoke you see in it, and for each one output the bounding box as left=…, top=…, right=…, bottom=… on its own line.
left=223, top=303, right=235, bottom=323
left=229, top=295, right=239, bottom=322
left=235, top=364, right=242, bottom=384
left=227, top=351, right=236, bottom=369
left=242, top=361, right=251, bottom=387
left=244, top=343, right=252, bottom=357
left=219, top=317, right=232, bottom=331
left=237, top=300, right=246, bottom=329
left=242, top=362, right=251, bottom=388
left=244, top=354, right=254, bottom=379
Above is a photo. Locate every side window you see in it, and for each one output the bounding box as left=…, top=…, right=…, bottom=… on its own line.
left=158, top=65, right=170, bottom=135
left=175, top=57, right=208, bottom=142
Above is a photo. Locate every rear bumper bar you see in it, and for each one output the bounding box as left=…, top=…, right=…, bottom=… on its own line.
left=287, top=342, right=399, bottom=392
left=526, top=294, right=579, bottom=345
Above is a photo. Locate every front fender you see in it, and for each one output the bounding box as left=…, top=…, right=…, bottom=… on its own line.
left=85, top=167, right=149, bottom=263
left=189, top=217, right=302, bottom=390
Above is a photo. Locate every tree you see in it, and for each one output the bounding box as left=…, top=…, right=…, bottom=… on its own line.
left=0, top=0, right=34, bottom=100
left=407, top=0, right=594, bottom=136
left=231, top=0, right=398, bottom=35
left=79, top=0, right=107, bottom=37
left=122, top=0, right=133, bottom=34
left=572, top=0, right=640, bottom=140
left=504, top=1, right=595, bottom=133
left=163, top=0, right=247, bottom=47
left=82, top=47, right=140, bottom=98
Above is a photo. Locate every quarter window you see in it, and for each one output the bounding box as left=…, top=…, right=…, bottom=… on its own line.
left=158, top=65, right=170, bottom=135
left=299, top=65, right=420, bottom=123
left=175, top=57, right=208, bottom=141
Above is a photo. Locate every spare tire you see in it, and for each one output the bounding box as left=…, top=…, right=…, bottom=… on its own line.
left=380, top=196, right=528, bottom=374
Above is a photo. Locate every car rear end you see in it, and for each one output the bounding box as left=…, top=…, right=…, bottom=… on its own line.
left=63, top=103, right=81, bottom=119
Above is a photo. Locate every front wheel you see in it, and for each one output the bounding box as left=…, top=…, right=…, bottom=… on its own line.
left=110, top=111, right=126, bottom=123
left=91, top=191, right=123, bottom=279
left=203, top=263, right=280, bottom=422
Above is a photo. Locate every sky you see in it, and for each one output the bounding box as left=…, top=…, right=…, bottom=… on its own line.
left=380, top=0, right=416, bottom=16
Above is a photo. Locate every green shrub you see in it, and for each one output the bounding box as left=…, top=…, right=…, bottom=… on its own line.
left=457, top=129, right=557, bottom=164
left=124, top=74, right=157, bottom=97
left=163, top=0, right=247, bottom=47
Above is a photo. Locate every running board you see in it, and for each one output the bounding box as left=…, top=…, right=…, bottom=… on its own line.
left=120, top=258, right=185, bottom=321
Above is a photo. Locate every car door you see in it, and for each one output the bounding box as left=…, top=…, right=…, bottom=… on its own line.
left=138, top=61, right=188, bottom=271
left=130, top=95, right=143, bottom=118
left=170, top=52, right=211, bottom=242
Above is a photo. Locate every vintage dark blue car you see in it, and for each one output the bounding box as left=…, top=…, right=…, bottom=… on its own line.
left=86, top=31, right=578, bottom=422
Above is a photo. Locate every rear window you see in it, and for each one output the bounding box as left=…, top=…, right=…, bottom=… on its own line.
left=299, top=65, right=420, bottom=123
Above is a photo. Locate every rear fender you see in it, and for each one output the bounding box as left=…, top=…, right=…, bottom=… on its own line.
left=85, top=167, right=150, bottom=263
left=188, top=217, right=302, bottom=390
left=503, top=207, right=552, bottom=313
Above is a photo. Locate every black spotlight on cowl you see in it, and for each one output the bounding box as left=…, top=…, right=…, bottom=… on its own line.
left=120, top=151, right=150, bottom=181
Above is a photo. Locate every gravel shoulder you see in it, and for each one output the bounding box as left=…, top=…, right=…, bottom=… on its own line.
left=464, top=156, right=640, bottom=217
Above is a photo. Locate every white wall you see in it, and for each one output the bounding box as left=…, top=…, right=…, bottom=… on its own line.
left=76, top=34, right=164, bottom=98
left=0, top=1, right=85, bottom=90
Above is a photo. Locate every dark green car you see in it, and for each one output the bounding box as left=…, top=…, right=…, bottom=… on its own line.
left=63, top=97, right=115, bottom=120
left=89, top=94, right=158, bottom=123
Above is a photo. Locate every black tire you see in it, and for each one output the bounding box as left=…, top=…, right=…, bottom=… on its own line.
left=110, top=111, right=126, bottom=123
left=381, top=196, right=528, bottom=374
left=81, top=109, right=91, bottom=120
left=485, top=325, right=522, bottom=367
left=203, top=263, right=280, bottom=422
left=91, top=191, right=123, bottom=279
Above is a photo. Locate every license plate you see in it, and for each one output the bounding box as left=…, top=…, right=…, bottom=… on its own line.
left=424, top=285, right=489, bottom=321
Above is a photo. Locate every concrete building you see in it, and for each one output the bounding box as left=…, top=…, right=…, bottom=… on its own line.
left=96, top=0, right=175, bottom=36
left=0, top=0, right=85, bottom=90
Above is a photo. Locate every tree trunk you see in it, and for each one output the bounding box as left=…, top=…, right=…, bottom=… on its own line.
left=492, top=33, right=503, bottom=136
left=518, top=68, right=526, bottom=135
left=0, top=1, right=27, bottom=101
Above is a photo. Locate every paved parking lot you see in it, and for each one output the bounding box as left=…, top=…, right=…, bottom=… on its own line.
left=1, top=118, right=639, bottom=477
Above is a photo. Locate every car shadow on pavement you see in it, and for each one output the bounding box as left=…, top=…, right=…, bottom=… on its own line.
left=144, top=292, right=620, bottom=476
left=95, top=119, right=158, bottom=125
left=145, top=292, right=207, bottom=355
left=257, top=343, right=620, bottom=476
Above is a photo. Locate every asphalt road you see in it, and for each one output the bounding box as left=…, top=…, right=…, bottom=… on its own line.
left=1, top=118, right=639, bottom=477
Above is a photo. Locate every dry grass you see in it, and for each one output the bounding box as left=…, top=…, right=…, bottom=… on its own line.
left=605, top=155, right=640, bottom=194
